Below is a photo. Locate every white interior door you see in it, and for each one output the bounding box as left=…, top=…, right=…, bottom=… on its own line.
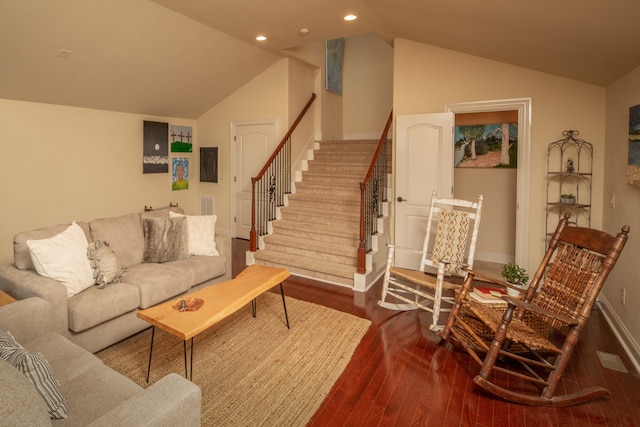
left=232, top=120, right=277, bottom=239
left=394, top=113, right=454, bottom=268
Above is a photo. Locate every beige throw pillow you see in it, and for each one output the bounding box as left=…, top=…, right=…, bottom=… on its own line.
left=27, top=222, right=95, bottom=297
left=169, top=211, right=219, bottom=256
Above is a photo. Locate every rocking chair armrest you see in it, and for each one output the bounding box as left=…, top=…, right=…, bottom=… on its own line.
left=461, top=268, right=510, bottom=287
left=501, top=296, right=578, bottom=326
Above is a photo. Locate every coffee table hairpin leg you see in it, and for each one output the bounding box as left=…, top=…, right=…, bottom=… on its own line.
left=146, top=326, right=194, bottom=382
left=251, top=282, right=290, bottom=329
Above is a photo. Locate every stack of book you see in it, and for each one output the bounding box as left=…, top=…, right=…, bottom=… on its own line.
left=469, top=286, right=508, bottom=304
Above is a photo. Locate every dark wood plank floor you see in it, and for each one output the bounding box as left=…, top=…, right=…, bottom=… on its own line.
left=232, top=239, right=640, bottom=427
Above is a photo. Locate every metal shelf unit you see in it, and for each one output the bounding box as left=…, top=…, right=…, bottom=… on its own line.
left=546, top=130, right=593, bottom=240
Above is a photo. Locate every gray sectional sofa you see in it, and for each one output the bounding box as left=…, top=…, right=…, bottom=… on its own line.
left=0, top=296, right=201, bottom=426
left=0, top=206, right=231, bottom=353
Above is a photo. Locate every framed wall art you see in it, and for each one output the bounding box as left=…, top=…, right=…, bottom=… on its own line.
left=628, top=104, right=640, bottom=187
left=143, top=121, right=168, bottom=174
left=200, top=147, right=218, bottom=183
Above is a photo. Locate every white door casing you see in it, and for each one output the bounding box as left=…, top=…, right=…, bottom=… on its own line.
left=231, top=120, right=278, bottom=239
left=394, top=113, right=454, bottom=269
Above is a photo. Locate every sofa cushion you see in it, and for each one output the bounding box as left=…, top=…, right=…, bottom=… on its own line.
left=169, top=211, right=219, bottom=256
left=123, top=263, right=192, bottom=309
left=142, top=217, right=189, bottom=263
left=13, top=222, right=91, bottom=271
left=0, top=358, right=50, bottom=426
left=26, top=222, right=95, bottom=297
left=0, top=331, right=68, bottom=419
left=67, top=284, right=140, bottom=333
left=167, top=255, right=227, bottom=287
left=24, top=332, right=103, bottom=386
left=58, top=363, right=141, bottom=426
left=90, top=213, right=144, bottom=269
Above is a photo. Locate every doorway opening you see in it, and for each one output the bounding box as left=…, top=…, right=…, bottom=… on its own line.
left=446, top=98, right=531, bottom=271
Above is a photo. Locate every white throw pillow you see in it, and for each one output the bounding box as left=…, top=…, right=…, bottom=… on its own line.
left=169, top=211, right=219, bottom=256
left=27, top=222, right=95, bottom=297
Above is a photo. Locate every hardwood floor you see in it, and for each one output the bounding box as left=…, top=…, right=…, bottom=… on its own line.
left=232, top=239, right=640, bottom=426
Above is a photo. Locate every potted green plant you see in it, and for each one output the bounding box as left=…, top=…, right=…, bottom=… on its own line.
left=501, top=262, right=529, bottom=296
left=560, top=193, right=576, bottom=204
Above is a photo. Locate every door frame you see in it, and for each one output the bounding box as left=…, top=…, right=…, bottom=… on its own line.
left=445, top=98, right=532, bottom=270
left=230, top=118, right=279, bottom=238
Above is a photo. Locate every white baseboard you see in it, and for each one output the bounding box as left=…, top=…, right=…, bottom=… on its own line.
left=597, top=295, right=640, bottom=375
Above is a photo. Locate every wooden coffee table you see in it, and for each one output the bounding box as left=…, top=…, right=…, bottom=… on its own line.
left=137, top=264, right=291, bottom=381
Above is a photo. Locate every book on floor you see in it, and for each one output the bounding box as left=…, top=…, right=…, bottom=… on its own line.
left=472, top=286, right=507, bottom=300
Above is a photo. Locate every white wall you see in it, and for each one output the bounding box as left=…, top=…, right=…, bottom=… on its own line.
left=0, top=99, right=197, bottom=264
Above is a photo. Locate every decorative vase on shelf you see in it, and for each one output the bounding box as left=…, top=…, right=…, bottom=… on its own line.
left=501, top=262, right=529, bottom=297
left=560, top=194, right=576, bottom=204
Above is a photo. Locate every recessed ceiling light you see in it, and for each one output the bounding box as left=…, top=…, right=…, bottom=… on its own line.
left=256, top=35, right=267, bottom=41
left=57, top=49, right=72, bottom=58
left=344, top=14, right=357, bottom=21
left=298, top=28, right=310, bottom=36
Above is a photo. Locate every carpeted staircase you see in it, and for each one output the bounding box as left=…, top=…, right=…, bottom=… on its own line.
left=253, top=140, right=379, bottom=286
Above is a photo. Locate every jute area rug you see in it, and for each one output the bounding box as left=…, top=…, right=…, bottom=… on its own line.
left=96, top=291, right=371, bottom=426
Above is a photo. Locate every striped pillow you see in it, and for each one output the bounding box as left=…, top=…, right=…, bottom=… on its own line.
left=0, top=330, right=67, bottom=419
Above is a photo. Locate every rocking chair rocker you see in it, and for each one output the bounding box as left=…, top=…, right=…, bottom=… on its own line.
left=379, top=191, right=483, bottom=331
left=441, top=214, right=630, bottom=406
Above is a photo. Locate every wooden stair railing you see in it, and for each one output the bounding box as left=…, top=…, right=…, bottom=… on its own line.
left=358, top=111, right=392, bottom=274
left=249, top=93, right=316, bottom=252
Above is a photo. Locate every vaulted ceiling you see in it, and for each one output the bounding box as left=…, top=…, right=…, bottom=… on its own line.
left=2, top=0, right=638, bottom=118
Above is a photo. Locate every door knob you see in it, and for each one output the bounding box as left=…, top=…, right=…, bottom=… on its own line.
left=397, top=197, right=407, bottom=202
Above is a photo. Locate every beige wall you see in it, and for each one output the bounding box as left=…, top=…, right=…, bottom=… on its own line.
left=196, top=57, right=316, bottom=235
left=196, top=59, right=290, bottom=236
left=603, top=64, right=640, bottom=357
left=0, top=99, right=197, bottom=264
left=342, top=33, right=394, bottom=139
left=393, top=38, right=606, bottom=271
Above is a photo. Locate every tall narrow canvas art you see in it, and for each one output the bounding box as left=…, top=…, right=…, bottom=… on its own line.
left=628, top=105, right=640, bottom=187
left=143, top=121, right=168, bottom=174
left=172, top=158, right=189, bottom=191
left=326, top=38, right=345, bottom=95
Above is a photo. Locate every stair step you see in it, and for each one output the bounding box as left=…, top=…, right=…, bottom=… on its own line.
left=279, top=211, right=358, bottom=228
left=301, top=172, right=363, bottom=184
left=271, top=219, right=359, bottom=241
left=253, top=250, right=356, bottom=286
left=286, top=198, right=361, bottom=213
left=307, top=162, right=370, bottom=173
left=293, top=184, right=360, bottom=198
left=263, top=235, right=356, bottom=266
left=280, top=205, right=360, bottom=221
left=287, top=192, right=360, bottom=206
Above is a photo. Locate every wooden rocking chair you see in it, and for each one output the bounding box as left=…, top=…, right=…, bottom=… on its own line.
left=379, top=191, right=483, bottom=331
left=441, top=214, right=630, bottom=406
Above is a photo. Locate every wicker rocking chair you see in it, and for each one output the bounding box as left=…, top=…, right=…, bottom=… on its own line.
left=379, top=191, right=483, bottom=331
left=441, top=214, right=630, bottom=406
